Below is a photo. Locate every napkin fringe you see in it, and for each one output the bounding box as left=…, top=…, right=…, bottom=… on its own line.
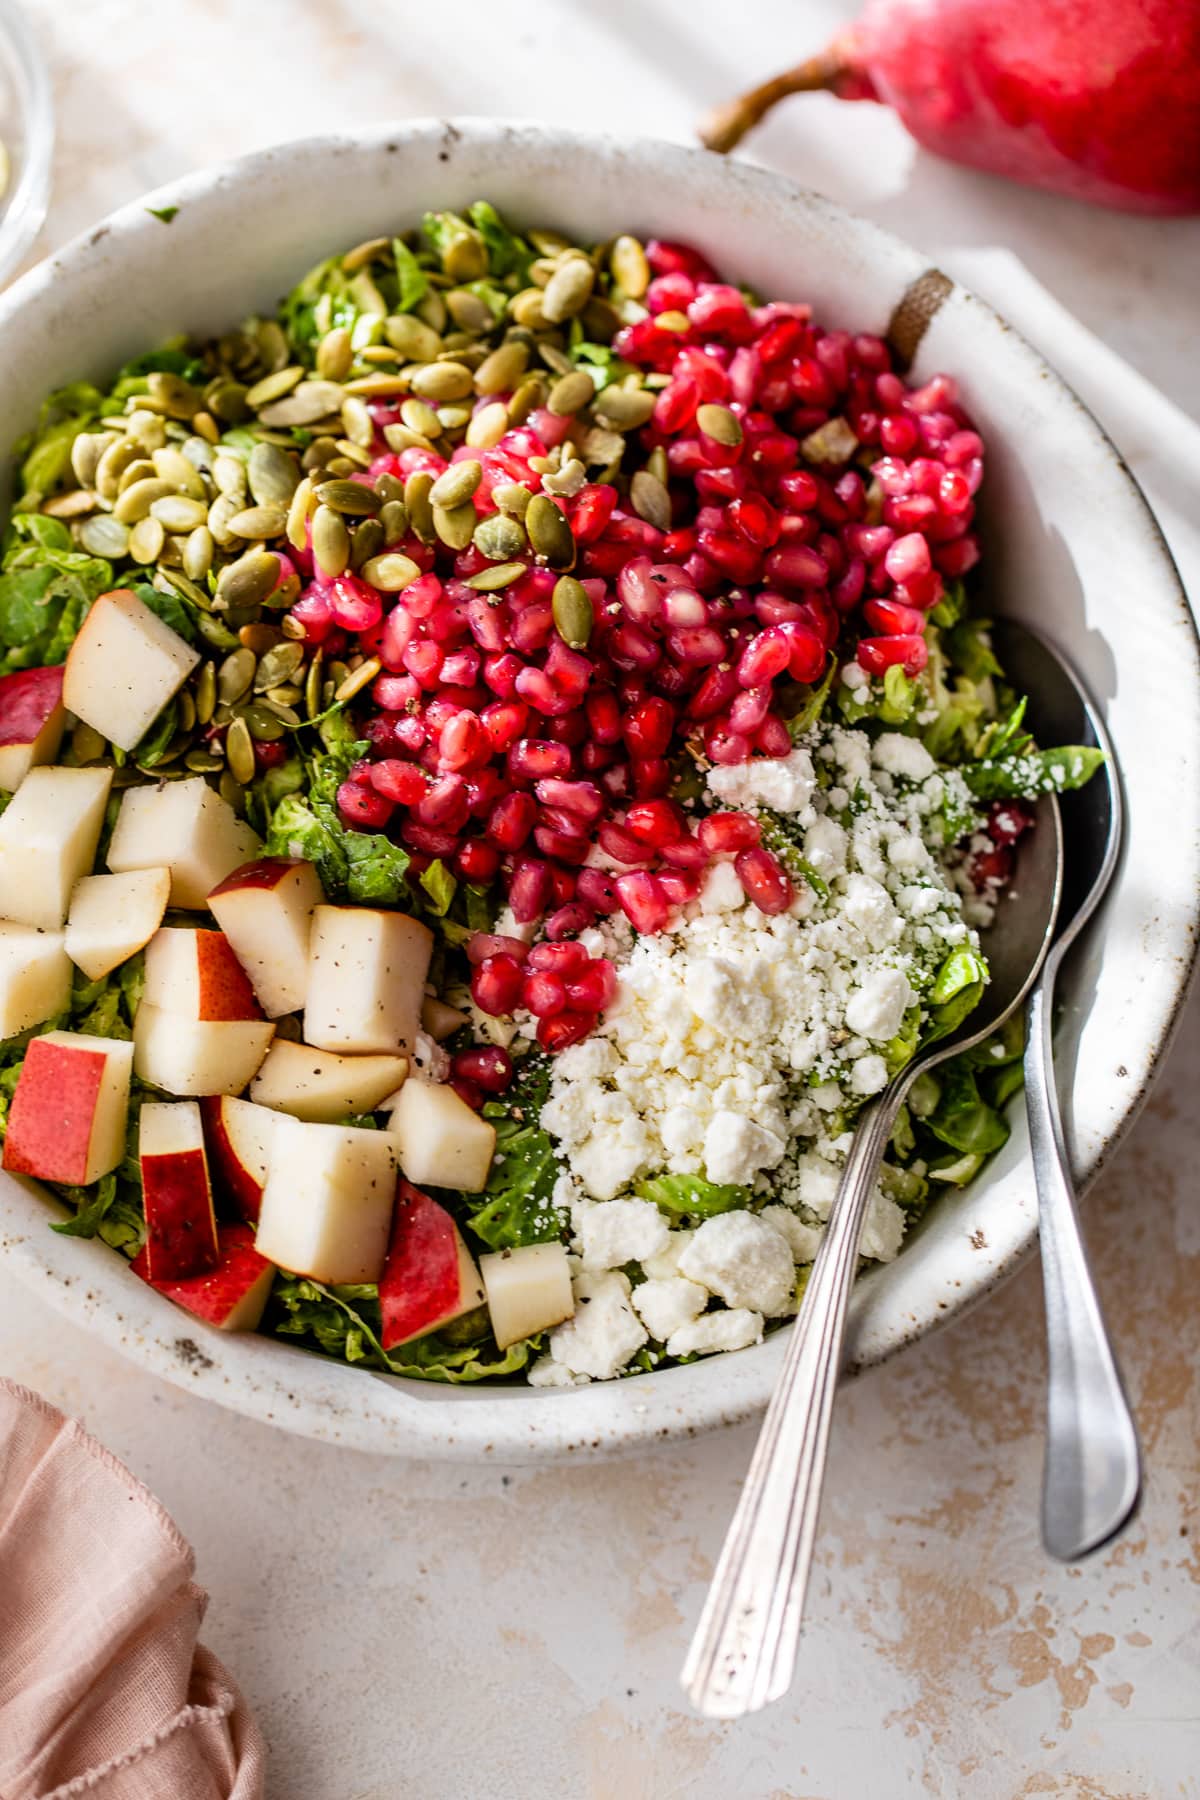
left=41, top=1695, right=237, bottom=1800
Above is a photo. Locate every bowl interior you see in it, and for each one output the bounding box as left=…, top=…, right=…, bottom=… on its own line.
left=0, top=123, right=1195, bottom=1460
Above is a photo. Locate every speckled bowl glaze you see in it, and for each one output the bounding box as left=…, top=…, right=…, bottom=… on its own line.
left=0, top=123, right=1196, bottom=1461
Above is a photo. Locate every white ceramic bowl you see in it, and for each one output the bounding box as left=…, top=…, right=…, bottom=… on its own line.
left=1, top=123, right=1196, bottom=1461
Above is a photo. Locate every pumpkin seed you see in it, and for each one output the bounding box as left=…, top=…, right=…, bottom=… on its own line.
left=94, top=437, right=139, bottom=501
left=526, top=494, right=576, bottom=570
left=77, top=513, right=130, bottom=557
left=125, top=409, right=167, bottom=451
left=510, top=288, right=549, bottom=331
left=304, top=649, right=325, bottom=718
left=552, top=575, right=593, bottom=648
left=228, top=502, right=288, bottom=540
left=654, top=309, right=691, bottom=333
left=69, top=719, right=108, bottom=763
left=432, top=502, right=478, bottom=550
left=256, top=319, right=290, bottom=373
left=71, top=430, right=117, bottom=489
left=442, top=231, right=487, bottom=284
left=156, top=567, right=211, bottom=612
left=258, top=381, right=345, bottom=428
left=196, top=610, right=243, bottom=651
left=248, top=442, right=300, bottom=507
left=255, top=642, right=304, bottom=691
left=152, top=446, right=207, bottom=497
left=182, top=746, right=222, bottom=775
left=800, top=417, right=859, bottom=465
left=474, top=341, right=528, bottom=396
left=333, top=657, right=381, bottom=703
left=593, top=385, right=656, bottom=430
left=696, top=402, right=743, bottom=446
left=383, top=424, right=434, bottom=456
left=339, top=235, right=389, bottom=275
left=538, top=342, right=573, bottom=378
left=281, top=615, right=307, bottom=641
left=507, top=375, right=544, bottom=425
left=151, top=494, right=209, bottom=533
left=528, top=227, right=571, bottom=257
left=206, top=380, right=249, bottom=424
left=128, top=515, right=166, bottom=563
left=630, top=469, right=671, bottom=530
left=241, top=621, right=285, bottom=656
left=216, top=548, right=281, bottom=610
left=405, top=471, right=436, bottom=543
left=410, top=361, right=474, bottom=403
left=312, top=504, right=350, bottom=577
left=541, top=256, right=594, bottom=323
left=211, top=455, right=246, bottom=501
left=547, top=369, right=595, bottom=417
left=117, top=458, right=158, bottom=493
left=379, top=499, right=409, bottom=542
left=245, top=366, right=304, bottom=408
left=473, top=511, right=526, bottom=561
left=359, top=344, right=400, bottom=366
left=446, top=287, right=494, bottom=333
left=465, top=561, right=527, bottom=592
left=429, top=460, right=482, bottom=510
left=225, top=716, right=257, bottom=784
left=345, top=373, right=411, bottom=398
left=610, top=234, right=650, bottom=298
left=582, top=296, right=622, bottom=343
left=113, top=477, right=175, bottom=525
left=493, top=482, right=532, bottom=517
left=207, top=493, right=243, bottom=548
left=286, top=475, right=315, bottom=552
left=385, top=314, right=442, bottom=361
left=42, top=489, right=96, bottom=519
left=238, top=702, right=288, bottom=741
left=192, top=411, right=221, bottom=445
left=218, top=647, right=256, bottom=707
left=360, top=552, right=421, bottom=591
left=348, top=518, right=383, bottom=573
left=397, top=398, right=439, bottom=439
left=316, top=478, right=380, bottom=517
left=647, top=445, right=668, bottom=485
left=436, top=404, right=472, bottom=431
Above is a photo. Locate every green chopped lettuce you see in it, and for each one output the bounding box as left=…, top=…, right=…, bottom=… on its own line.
left=962, top=745, right=1105, bottom=799
left=0, top=517, right=114, bottom=675
left=634, top=1172, right=748, bottom=1221
left=269, top=1277, right=534, bottom=1381
left=467, top=201, right=533, bottom=281
left=391, top=237, right=429, bottom=313
left=465, top=1057, right=565, bottom=1250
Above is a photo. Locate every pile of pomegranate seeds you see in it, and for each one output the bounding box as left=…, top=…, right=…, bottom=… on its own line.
left=286, top=236, right=985, bottom=1056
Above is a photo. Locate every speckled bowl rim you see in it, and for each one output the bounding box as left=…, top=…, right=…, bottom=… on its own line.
left=0, top=121, right=1195, bottom=1462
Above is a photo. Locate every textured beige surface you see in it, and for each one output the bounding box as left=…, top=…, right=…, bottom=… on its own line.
left=2, top=3, right=1198, bottom=1795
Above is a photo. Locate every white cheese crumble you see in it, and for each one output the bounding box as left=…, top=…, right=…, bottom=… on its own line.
left=666, top=1308, right=764, bottom=1357
left=632, top=1275, right=708, bottom=1341
left=678, top=1213, right=795, bottom=1317
left=543, top=1270, right=647, bottom=1380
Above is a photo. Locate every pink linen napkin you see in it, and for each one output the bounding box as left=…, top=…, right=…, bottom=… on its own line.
left=0, top=1378, right=265, bottom=1800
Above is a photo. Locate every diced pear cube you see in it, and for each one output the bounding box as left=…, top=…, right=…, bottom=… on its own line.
left=480, top=1243, right=575, bottom=1349
left=63, top=587, right=200, bottom=751
left=65, top=867, right=171, bottom=981
left=387, top=1078, right=496, bottom=1193
left=207, top=857, right=325, bottom=1017
left=249, top=1038, right=408, bottom=1123
left=0, top=764, right=113, bottom=928
left=254, top=1114, right=397, bottom=1284
left=0, top=665, right=66, bottom=791
left=2, top=1030, right=132, bottom=1185
left=0, top=922, right=72, bottom=1038
left=304, top=905, right=432, bottom=1055
left=107, top=776, right=261, bottom=909
left=132, top=1004, right=274, bottom=1096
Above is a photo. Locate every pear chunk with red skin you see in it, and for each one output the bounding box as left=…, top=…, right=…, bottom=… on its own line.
left=304, top=905, right=432, bottom=1055
left=199, top=1095, right=277, bottom=1224
left=63, top=587, right=200, bottom=752
left=480, top=1243, right=575, bottom=1350
left=0, top=923, right=72, bottom=1039
left=249, top=1038, right=408, bottom=1124
left=143, top=927, right=263, bottom=1021
left=138, top=1100, right=220, bottom=1282
left=387, top=1078, right=496, bottom=1193
left=254, top=1114, right=397, bottom=1284
left=107, top=777, right=261, bottom=909
left=133, top=1004, right=274, bottom=1097
left=207, top=857, right=325, bottom=1019
left=2, top=1030, right=132, bottom=1185
left=131, top=1222, right=276, bottom=1332
left=0, top=666, right=66, bottom=791
left=0, top=764, right=113, bottom=929
left=379, top=1179, right=486, bottom=1350
left=65, top=868, right=171, bottom=982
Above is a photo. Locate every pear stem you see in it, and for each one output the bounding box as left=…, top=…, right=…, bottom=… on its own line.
left=699, top=55, right=844, bottom=154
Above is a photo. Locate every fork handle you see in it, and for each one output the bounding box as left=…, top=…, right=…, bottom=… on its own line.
left=681, top=1089, right=898, bottom=1718
left=1025, top=972, right=1141, bottom=1560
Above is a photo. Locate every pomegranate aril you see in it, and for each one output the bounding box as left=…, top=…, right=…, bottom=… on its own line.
left=368, top=759, right=428, bottom=805
left=535, top=778, right=604, bottom=822
left=699, top=811, right=760, bottom=855
left=863, top=598, right=927, bottom=637
left=666, top=625, right=725, bottom=667
left=565, top=959, right=617, bottom=1012
left=328, top=574, right=382, bottom=632
left=622, top=695, right=675, bottom=758
left=337, top=781, right=393, bottom=828
left=614, top=870, right=670, bottom=934
left=438, top=710, right=489, bottom=773
left=782, top=622, right=827, bottom=683
left=989, top=799, right=1035, bottom=847
left=416, top=774, right=469, bottom=831
left=705, top=723, right=754, bottom=765
left=729, top=684, right=772, bottom=734
left=631, top=757, right=671, bottom=799
left=537, top=1010, right=594, bottom=1053
left=658, top=869, right=701, bottom=906
left=736, top=625, right=791, bottom=686
left=485, top=790, right=536, bottom=850
left=453, top=839, right=500, bottom=883
left=483, top=651, right=523, bottom=698
left=765, top=544, right=828, bottom=588
left=452, top=1046, right=513, bottom=1093
left=735, top=847, right=794, bottom=915
left=533, top=826, right=589, bottom=865
left=576, top=867, right=621, bottom=914
left=857, top=634, right=929, bottom=676
left=507, top=857, right=551, bottom=923
left=545, top=902, right=594, bottom=940
left=467, top=932, right=530, bottom=966
left=527, top=940, right=590, bottom=976
left=522, top=971, right=567, bottom=1018
left=755, top=715, right=793, bottom=757
left=624, top=798, right=684, bottom=847
left=659, top=835, right=709, bottom=870
left=471, top=954, right=524, bottom=1015
left=586, top=688, right=622, bottom=743
left=401, top=820, right=460, bottom=858
left=507, top=738, right=571, bottom=782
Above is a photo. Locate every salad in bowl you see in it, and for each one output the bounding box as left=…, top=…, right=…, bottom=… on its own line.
left=0, top=201, right=1100, bottom=1389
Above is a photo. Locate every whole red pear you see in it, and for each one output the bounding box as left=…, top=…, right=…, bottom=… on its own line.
left=702, top=0, right=1200, bottom=215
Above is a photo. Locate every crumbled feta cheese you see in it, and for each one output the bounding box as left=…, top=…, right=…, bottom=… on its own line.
left=759, top=1204, right=824, bottom=1263
left=873, top=732, right=936, bottom=782
left=527, top=1355, right=590, bottom=1388
left=849, top=1053, right=889, bottom=1095
left=844, top=966, right=914, bottom=1040
left=546, top=1271, right=648, bottom=1379
left=860, top=1192, right=906, bottom=1262
left=632, top=1275, right=708, bottom=1341
left=666, top=1308, right=764, bottom=1357
left=702, top=1110, right=787, bottom=1185
left=679, top=1213, right=795, bottom=1316
left=697, top=859, right=746, bottom=914
left=706, top=746, right=816, bottom=816
left=574, top=1197, right=670, bottom=1271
